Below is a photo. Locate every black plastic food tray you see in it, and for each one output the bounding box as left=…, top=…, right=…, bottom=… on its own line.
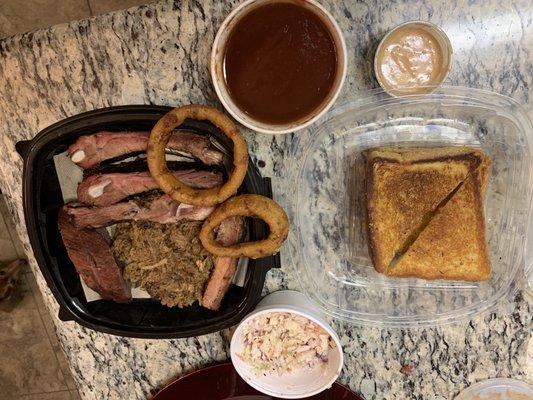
left=16, top=105, right=280, bottom=339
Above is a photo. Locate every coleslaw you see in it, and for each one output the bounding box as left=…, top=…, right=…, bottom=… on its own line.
left=237, top=312, right=335, bottom=376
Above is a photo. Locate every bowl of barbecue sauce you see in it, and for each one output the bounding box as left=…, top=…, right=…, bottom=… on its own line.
left=211, top=0, right=347, bottom=134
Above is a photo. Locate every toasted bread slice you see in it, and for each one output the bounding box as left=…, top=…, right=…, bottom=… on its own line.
left=388, top=163, right=490, bottom=281
left=366, top=147, right=484, bottom=273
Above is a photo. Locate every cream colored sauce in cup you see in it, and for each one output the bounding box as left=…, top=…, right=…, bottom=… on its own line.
left=375, top=22, right=451, bottom=95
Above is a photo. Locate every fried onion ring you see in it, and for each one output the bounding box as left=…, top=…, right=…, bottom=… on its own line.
left=147, top=105, right=248, bottom=206
left=200, top=194, right=289, bottom=259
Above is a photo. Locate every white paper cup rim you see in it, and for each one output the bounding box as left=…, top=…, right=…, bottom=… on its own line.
left=211, top=0, right=347, bottom=134
left=230, top=297, right=344, bottom=399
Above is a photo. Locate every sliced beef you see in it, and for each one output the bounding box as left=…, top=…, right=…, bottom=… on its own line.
left=77, top=169, right=223, bottom=207
left=64, top=193, right=214, bottom=228
left=201, top=216, right=245, bottom=310
left=57, top=210, right=131, bottom=302
left=83, top=159, right=224, bottom=178
left=68, top=130, right=224, bottom=169
left=214, top=216, right=246, bottom=247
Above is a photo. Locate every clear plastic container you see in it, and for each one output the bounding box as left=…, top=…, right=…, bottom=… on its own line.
left=454, top=378, right=533, bottom=399
left=284, top=87, right=533, bottom=328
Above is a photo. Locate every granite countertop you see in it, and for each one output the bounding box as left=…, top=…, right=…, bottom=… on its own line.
left=0, top=1, right=531, bottom=399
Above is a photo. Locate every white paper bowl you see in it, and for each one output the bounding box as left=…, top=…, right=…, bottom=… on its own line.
left=211, top=0, right=347, bottom=134
left=230, top=290, right=344, bottom=399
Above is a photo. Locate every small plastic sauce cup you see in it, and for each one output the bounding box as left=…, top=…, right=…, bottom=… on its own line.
left=374, top=21, right=452, bottom=96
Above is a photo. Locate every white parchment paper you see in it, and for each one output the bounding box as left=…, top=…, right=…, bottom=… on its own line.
left=53, top=151, right=246, bottom=302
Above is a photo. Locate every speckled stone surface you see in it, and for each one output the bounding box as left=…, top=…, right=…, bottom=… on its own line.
left=0, top=1, right=531, bottom=399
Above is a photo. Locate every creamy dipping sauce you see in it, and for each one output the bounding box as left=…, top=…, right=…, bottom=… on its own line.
left=222, top=2, right=338, bottom=125
left=376, top=25, right=447, bottom=92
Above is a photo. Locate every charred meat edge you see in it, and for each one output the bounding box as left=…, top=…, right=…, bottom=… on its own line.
left=58, top=210, right=131, bottom=302
left=201, top=216, right=245, bottom=310
left=64, top=193, right=215, bottom=229
left=68, top=130, right=224, bottom=169
left=77, top=169, right=223, bottom=207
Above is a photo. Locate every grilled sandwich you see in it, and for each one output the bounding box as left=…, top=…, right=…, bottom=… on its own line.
left=365, top=146, right=490, bottom=281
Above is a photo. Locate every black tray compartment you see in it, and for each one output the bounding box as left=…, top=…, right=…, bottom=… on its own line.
left=17, top=105, right=279, bottom=339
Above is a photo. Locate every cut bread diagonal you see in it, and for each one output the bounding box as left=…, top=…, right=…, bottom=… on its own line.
left=388, top=163, right=490, bottom=280
left=365, top=146, right=490, bottom=281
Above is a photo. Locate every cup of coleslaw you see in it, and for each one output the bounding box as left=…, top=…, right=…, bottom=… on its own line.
left=230, top=290, right=344, bottom=399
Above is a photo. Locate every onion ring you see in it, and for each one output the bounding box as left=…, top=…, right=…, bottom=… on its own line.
left=147, top=105, right=248, bottom=206
left=199, top=194, right=289, bottom=259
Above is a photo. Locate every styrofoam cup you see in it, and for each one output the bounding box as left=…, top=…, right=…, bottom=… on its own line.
left=230, top=290, right=344, bottom=399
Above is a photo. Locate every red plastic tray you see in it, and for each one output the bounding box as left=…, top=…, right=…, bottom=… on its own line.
left=153, top=363, right=363, bottom=400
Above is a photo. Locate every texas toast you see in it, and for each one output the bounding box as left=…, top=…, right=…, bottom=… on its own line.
left=388, top=166, right=490, bottom=280
left=365, top=146, right=490, bottom=280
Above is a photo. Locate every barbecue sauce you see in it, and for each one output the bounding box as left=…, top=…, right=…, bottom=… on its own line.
left=223, top=2, right=338, bottom=125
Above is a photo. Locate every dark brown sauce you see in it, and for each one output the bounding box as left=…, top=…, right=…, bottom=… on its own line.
left=223, top=2, right=338, bottom=125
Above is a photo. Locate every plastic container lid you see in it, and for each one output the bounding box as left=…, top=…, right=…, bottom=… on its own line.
left=526, top=208, right=533, bottom=290
left=283, top=86, right=533, bottom=328
left=454, top=378, right=533, bottom=399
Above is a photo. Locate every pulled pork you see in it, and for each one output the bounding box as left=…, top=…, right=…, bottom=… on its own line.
left=112, top=220, right=214, bottom=307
